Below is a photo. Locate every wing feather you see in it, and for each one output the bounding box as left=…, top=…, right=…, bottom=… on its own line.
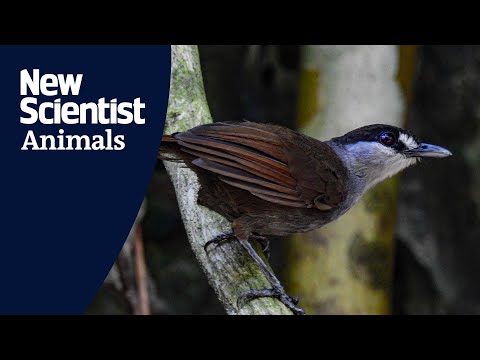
left=180, top=147, right=296, bottom=187
left=176, top=133, right=288, bottom=173
left=218, top=176, right=302, bottom=201
left=192, top=158, right=298, bottom=196
left=174, top=122, right=346, bottom=210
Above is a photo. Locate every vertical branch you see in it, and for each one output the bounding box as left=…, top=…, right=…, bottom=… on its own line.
left=162, top=45, right=291, bottom=315
left=286, top=45, right=417, bottom=314
left=133, top=222, right=150, bottom=315
left=103, top=200, right=149, bottom=314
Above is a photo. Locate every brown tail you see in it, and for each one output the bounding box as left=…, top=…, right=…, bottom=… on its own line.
left=158, top=133, right=187, bottom=162
left=161, top=134, right=177, bottom=143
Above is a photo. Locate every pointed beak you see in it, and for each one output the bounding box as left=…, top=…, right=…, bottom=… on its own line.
left=405, top=143, right=453, bottom=158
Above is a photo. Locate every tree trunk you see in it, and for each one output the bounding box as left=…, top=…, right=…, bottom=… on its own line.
left=162, top=45, right=292, bottom=315
left=286, top=45, right=417, bottom=314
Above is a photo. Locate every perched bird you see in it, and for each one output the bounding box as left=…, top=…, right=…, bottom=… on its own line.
left=160, top=121, right=452, bottom=314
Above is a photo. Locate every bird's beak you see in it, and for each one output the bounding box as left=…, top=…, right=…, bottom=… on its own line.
left=405, top=143, right=453, bottom=158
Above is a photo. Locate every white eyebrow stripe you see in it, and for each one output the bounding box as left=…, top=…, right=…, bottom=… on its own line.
left=399, top=133, right=418, bottom=150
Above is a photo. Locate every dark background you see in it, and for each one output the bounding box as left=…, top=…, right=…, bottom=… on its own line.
left=88, top=45, right=480, bottom=315
left=0, top=45, right=170, bottom=314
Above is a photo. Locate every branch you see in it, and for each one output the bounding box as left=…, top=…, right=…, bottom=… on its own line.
left=105, top=200, right=150, bottom=314
left=133, top=221, right=150, bottom=315
left=162, top=45, right=291, bottom=315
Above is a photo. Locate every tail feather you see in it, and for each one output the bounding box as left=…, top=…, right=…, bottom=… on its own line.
left=161, top=134, right=177, bottom=143
left=158, top=133, right=190, bottom=162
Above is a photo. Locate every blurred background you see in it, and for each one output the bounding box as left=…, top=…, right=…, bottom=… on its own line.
left=87, top=45, right=480, bottom=315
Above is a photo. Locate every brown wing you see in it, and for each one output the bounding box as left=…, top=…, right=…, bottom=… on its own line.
left=174, top=121, right=346, bottom=210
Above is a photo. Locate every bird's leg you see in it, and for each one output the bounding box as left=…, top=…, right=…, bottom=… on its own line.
left=203, top=230, right=304, bottom=314
left=237, top=239, right=305, bottom=315
left=204, top=231, right=270, bottom=259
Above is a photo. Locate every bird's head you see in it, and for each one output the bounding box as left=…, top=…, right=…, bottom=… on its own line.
left=329, top=124, right=452, bottom=191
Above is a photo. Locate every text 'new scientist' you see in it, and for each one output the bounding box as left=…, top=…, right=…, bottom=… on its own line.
left=19, top=69, right=147, bottom=151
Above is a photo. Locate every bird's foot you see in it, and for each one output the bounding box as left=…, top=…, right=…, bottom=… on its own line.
left=237, top=285, right=305, bottom=315
left=204, top=232, right=270, bottom=259
left=203, top=231, right=235, bottom=252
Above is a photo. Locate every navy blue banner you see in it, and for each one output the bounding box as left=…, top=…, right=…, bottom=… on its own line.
left=0, top=45, right=170, bottom=314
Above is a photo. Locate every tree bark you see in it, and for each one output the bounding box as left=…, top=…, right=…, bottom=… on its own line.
left=286, top=45, right=417, bottom=314
left=162, top=45, right=292, bottom=315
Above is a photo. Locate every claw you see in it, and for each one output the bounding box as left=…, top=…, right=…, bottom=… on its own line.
left=203, top=240, right=214, bottom=252
left=204, top=232, right=235, bottom=253
left=236, top=286, right=305, bottom=315
left=204, top=232, right=271, bottom=259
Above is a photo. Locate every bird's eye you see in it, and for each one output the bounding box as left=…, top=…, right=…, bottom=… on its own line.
left=379, top=132, right=396, bottom=147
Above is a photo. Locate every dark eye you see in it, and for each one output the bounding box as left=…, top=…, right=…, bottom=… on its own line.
left=379, top=132, right=396, bottom=147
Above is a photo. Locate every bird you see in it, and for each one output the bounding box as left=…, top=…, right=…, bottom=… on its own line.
left=159, top=121, right=452, bottom=314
